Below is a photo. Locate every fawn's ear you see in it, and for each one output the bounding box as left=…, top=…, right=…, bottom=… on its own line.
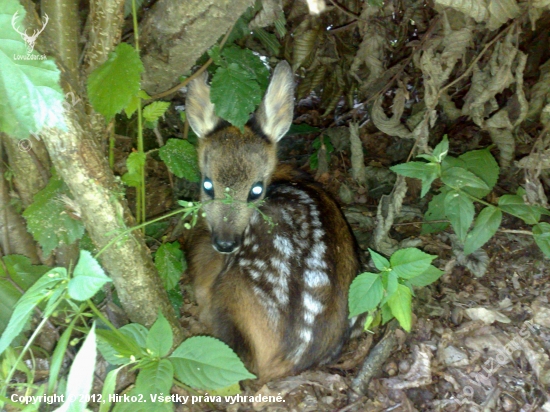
left=255, top=61, right=295, bottom=143
left=186, top=72, right=220, bottom=138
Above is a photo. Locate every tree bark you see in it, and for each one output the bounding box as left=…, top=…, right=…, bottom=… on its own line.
left=40, top=110, right=185, bottom=343
left=139, top=0, right=254, bottom=94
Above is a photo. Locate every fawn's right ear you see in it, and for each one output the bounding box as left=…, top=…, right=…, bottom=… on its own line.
left=186, top=72, right=220, bottom=138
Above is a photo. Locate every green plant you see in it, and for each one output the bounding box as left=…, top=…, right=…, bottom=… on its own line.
left=390, top=136, right=550, bottom=257
left=349, top=248, right=442, bottom=332
left=309, top=135, right=334, bottom=170
left=0, top=250, right=254, bottom=411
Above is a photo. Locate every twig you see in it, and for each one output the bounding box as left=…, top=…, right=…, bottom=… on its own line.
left=327, top=0, right=363, bottom=20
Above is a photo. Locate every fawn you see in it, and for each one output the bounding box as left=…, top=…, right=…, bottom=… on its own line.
left=185, top=61, right=362, bottom=382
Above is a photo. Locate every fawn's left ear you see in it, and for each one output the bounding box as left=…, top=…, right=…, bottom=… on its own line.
left=186, top=72, right=220, bottom=138
left=255, top=61, right=295, bottom=143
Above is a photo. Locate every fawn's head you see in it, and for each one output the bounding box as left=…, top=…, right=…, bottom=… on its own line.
left=186, top=61, right=295, bottom=254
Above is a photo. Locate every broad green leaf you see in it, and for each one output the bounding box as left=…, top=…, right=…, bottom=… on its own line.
left=382, top=271, right=398, bottom=304
left=254, top=28, right=281, bottom=55
left=155, top=242, right=186, bottom=291
left=440, top=167, right=489, bottom=190
left=143, top=101, right=170, bottom=123
left=533, top=223, right=550, bottom=258
left=210, top=63, right=262, bottom=130
left=441, top=156, right=466, bottom=171
left=99, top=365, right=125, bottom=412
left=432, top=135, right=449, bottom=162
left=96, top=326, right=144, bottom=365
left=369, top=249, right=390, bottom=271
left=390, top=162, right=433, bottom=180
left=407, top=265, right=443, bottom=287
left=422, top=191, right=449, bottom=234
left=125, top=90, right=150, bottom=118
left=159, top=139, right=200, bottom=182
left=0, top=255, right=50, bottom=336
left=287, top=123, right=319, bottom=135
left=348, top=272, right=384, bottom=317
left=391, top=162, right=439, bottom=197
left=22, top=174, right=85, bottom=257
left=135, top=359, right=174, bottom=404
left=68, top=250, right=111, bottom=301
left=120, top=323, right=148, bottom=348
left=387, top=285, right=412, bottom=332
left=146, top=313, right=173, bottom=357
left=0, top=267, right=67, bottom=354
left=170, top=336, right=255, bottom=389
left=0, top=1, right=65, bottom=139
left=459, top=148, right=499, bottom=198
left=463, top=206, right=502, bottom=255
left=381, top=303, right=394, bottom=324
left=121, top=151, right=145, bottom=188
left=221, top=45, right=270, bottom=91
left=54, top=323, right=97, bottom=412
left=498, top=194, right=544, bottom=225
left=444, top=190, right=475, bottom=241
left=87, top=43, right=144, bottom=120
left=390, top=248, right=436, bottom=280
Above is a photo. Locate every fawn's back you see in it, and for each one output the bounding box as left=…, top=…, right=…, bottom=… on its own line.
left=185, top=62, right=361, bottom=382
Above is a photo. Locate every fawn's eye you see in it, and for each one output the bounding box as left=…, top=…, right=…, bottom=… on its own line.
left=248, top=182, right=264, bottom=202
left=203, top=178, right=214, bottom=198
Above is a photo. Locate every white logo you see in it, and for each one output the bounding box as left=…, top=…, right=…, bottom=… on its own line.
left=11, top=11, right=49, bottom=54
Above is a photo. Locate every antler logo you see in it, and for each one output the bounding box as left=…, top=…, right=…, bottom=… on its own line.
left=11, top=11, right=49, bottom=54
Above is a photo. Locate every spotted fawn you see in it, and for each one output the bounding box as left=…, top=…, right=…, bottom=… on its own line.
left=185, top=61, right=362, bottom=382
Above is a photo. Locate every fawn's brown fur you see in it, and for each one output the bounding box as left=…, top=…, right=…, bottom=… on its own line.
left=185, top=62, right=362, bottom=382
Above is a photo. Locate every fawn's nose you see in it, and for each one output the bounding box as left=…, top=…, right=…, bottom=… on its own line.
left=212, top=236, right=240, bottom=254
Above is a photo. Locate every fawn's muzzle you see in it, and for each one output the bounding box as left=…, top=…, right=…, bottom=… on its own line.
left=212, top=233, right=241, bottom=254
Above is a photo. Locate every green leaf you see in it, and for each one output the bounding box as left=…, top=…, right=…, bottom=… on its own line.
left=390, top=248, right=436, bottom=280
left=68, top=250, right=111, bottom=301
left=221, top=45, right=270, bottom=91
left=422, top=191, right=449, bottom=234
left=498, top=194, right=543, bottom=225
left=380, top=303, right=394, bottom=325
left=22, top=173, right=85, bottom=257
left=287, top=123, right=319, bottom=135
left=387, top=285, right=412, bottom=332
left=169, top=336, right=255, bottom=389
left=96, top=325, right=145, bottom=365
left=369, top=249, right=390, bottom=271
left=210, top=63, right=262, bottom=130
left=0, top=2, right=65, bottom=139
left=253, top=28, right=281, bottom=56
left=125, top=90, right=150, bottom=118
left=440, top=167, right=490, bottom=190
left=146, top=313, right=173, bottom=357
left=143, top=101, right=170, bottom=123
left=135, top=359, right=174, bottom=403
left=407, top=265, right=443, bottom=287
left=459, top=148, right=499, bottom=198
left=444, top=190, right=475, bottom=242
left=56, top=323, right=97, bottom=412
left=463, top=206, right=502, bottom=255
left=0, top=267, right=67, bottom=354
left=48, top=319, right=75, bottom=395
left=348, top=272, right=384, bottom=317
left=155, top=242, right=185, bottom=291
left=99, top=365, right=125, bottom=412
left=0, top=255, right=50, bottom=336
left=382, top=271, right=398, bottom=304
left=432, top=135, right=449, bottom=162
left=391, top=162, right=439, bottom=197
left=121, top=151, right=146, bottom=188
left=159, top=139, right=200, bottom=182
left=533, top=223, right=550, bottom=258
left=87, top=43, right=144, bottom=121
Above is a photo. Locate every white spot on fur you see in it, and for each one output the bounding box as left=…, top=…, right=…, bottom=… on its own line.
left=252, top=244, right=259, bottom=252
left=274, top=235, right=293, bottom=257
left=254, top=260, right=267, bottom=270
left=239, top=258, right=252, bottom=267
left=271, top=257, right=290, bottom=278
left=300, top=328, right=313, bottom=343
left=248, top=269, right=261, bottom=280
left=253, top=285, right=279, bottom=323
left=304, top=311, right=315, bottom=324
left=313, top=228, right=324, bottom=241
left=303, top=292, right=324, bottom=315
left=281, top=210, right=294, bottom=226
left=304, top=269, right=330, bottom=288
left=250, top=212, right=260, bottom=225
